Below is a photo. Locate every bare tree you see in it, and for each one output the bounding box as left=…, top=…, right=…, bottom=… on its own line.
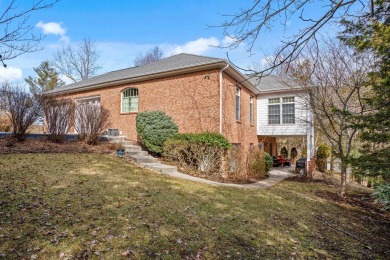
left=0, top=83, right=43, bottom=141
left=217, top=0, right=374, bottom=75
left=289, top=38, right=371, bottom=196
left=0, top=0, right=60, bottom=64
left=74, top=102, right=110, bottom=145
left=134, top=46, right=164, bottom=66
left=52, top=38, right=101, bottom=83
left=45, top=97, right=73, bottom=143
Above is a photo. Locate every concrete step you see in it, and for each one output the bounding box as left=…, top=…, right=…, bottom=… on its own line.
left=126, top=150, right=148, bottom=156
left=120, top=140, right=137, bottom=145
left=132, top=155, right=158, bottom=164
left=140, top=163, right=177, bottom=174
left=103, top=135, right=126, bottom=142
left=124, top=145, right=142, bottom=151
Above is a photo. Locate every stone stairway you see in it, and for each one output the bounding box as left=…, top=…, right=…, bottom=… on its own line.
left=104, top=135, right=177, bottom=174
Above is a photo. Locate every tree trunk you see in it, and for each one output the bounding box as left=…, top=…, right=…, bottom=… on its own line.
left=330, top=154, right=334, bottom=172
left=340, top=163, right=347, bottom=197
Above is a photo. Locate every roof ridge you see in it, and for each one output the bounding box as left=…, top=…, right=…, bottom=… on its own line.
left=46, top=53, right=229, bottom=95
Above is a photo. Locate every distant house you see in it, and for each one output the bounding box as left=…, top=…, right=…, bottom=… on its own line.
left=45, top=53, right=314, bottom=162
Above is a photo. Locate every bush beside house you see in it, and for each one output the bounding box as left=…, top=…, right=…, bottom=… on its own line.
left=74, top=103, right=110, bottom=145
left=163, top=132, right=230, bottom=175
left=136, top=111, right=178, bottom=154
left=164, top=132, right=273, bottom=182
left=45, top=98, right=73, bottom=143
left=246, top=148, right=272, bottom=179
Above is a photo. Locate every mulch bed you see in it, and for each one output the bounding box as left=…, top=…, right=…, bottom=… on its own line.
left=0, top=137, right=116, bottom=155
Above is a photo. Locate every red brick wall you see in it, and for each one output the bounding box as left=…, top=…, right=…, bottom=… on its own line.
left=59, top=69, right=221, bottom=140
left=222, top=72, right=258, bottom=154
left=57, top=69, right=259, bottom=152
left=258, top=136, right=277, bottom=156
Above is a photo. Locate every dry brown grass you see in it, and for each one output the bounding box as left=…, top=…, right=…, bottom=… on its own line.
left=0, top=153, right=389, bottom=259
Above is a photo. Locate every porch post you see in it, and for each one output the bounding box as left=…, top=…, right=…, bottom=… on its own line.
left=306, top=109, right=315, bottom=175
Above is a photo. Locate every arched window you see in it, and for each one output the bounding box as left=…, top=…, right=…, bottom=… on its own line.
left=121, top=88, right=138, bottom=112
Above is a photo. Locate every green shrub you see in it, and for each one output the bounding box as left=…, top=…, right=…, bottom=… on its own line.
left=163, top=132, right=230, bottom=174
left=316, top=143, right=331, bottom=172
left=372, top=183, right=390, bottom=210
left=169, top=132, right=231, bottom=149
left=264, top=152, right=273, bottom=172
left=136, top=111, right=178, bottom=154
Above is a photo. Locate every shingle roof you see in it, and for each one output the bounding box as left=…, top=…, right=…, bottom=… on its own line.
left=46, top=53, right=226, bottom=94
left=46, top=53, right=301, bottom=95
left=247, top=74, right=302, bottom=92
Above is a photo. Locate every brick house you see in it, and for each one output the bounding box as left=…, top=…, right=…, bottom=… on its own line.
left=46, top=53, right=314, bottom=162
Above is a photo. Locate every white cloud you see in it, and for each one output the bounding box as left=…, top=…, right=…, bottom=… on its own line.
left=59, top=74, right=74, bottom=85
left=169, top=37, right=220, bottom=55
left=222, top=36, right=236, bottom=46
left=36, top=21, right=65, bottom=35
left=0, top=67, right=23, bottom=82
left=36, top=21, right=69, bottom=43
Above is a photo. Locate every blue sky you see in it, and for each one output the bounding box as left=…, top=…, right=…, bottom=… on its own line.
left=0, top=0, right=346, bottom=84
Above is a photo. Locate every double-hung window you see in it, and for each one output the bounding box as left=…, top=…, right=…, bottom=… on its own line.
left=268, top=98, right=280, bottom=124
left=236, top=87, right=240, bottom=121
left=282, top=97, right=295, bottom=124
left=121, top=88, right=138, bottom=113
left=268, top=96, right=295, bottom=124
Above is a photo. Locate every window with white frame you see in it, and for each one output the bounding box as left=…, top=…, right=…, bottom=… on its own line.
left=282, top=97, right=295, bottom=124
left=250, top=96, right=254, bottom=125
left=121, top=88, right=138, bottom=112
left=268, top=98, right=280, bottom=124
left=75, top=96, right=100, bottom=106
left=268, top=96, right=295, bottom=125
left=236, top=87, right=240, bottom=121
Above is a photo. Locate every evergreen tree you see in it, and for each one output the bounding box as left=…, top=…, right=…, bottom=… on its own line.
left=25, top=61, right=65, bottom=96
left=342, top=1, right=390, bottom=182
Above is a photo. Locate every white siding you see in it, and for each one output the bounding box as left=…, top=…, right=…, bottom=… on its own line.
left=256, top=91, right=311, bottom=136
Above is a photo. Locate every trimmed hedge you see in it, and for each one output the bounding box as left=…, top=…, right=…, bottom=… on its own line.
left=136, top=111, right=178, bottom=154
left=163, top=132, right=230, bottom=174
left=168, top=132, right=230, bottom=149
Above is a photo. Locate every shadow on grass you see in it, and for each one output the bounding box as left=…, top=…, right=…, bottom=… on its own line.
left=0, top=154, right=389, bottom=259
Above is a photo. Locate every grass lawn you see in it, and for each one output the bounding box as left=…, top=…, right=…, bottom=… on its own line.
left=0, top=153, right=389, bottom=259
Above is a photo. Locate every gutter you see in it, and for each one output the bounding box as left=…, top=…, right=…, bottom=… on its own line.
left=44, top=62, right=228, bottom=96
left=219, top=63, right=229, bottom=134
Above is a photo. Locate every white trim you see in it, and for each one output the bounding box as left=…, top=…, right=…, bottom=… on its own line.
left=250, top=96, right=254, bottom=125
left=219, top=64, right=229, bottom=134
left=236, top=86, right=241, bottom=121
left=74, top=95, right=100, bottom=102
left=121, top=88, right=138, bottom=113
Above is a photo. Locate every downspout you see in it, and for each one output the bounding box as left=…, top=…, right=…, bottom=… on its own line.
left=219, top=63, right=229, bottom=134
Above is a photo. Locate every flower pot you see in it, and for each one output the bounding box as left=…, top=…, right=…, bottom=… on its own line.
left=117, top=149, right=125, bottom=157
